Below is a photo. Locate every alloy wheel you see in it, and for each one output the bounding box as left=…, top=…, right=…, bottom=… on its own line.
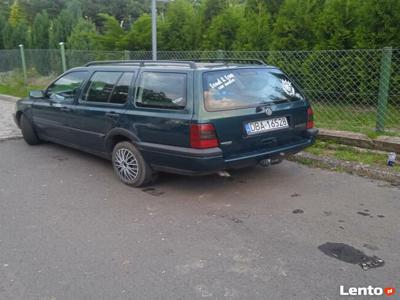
left=114, top=148, right=139, bottom=182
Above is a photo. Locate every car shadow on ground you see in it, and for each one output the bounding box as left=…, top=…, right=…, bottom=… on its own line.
left=36, top=140, right=283, bottom=194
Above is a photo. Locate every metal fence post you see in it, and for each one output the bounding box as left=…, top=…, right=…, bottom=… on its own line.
left=19, top=44, right=27, bottom=83
left=59, top=42, right=67, bottom=73
left=124, top=50, right=130, bottom=60
left=376, top=47, right=393, bottom=132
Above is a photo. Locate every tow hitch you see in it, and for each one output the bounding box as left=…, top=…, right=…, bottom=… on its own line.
left=259, top=158, right=283, bottom=167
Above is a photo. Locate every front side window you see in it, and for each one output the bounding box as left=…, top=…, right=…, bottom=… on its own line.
left=136, top=72, right=186, bottom=109
left=83, top=72, right=122, bottom=103
left=203, top=69, right=305, bottom=111
left=47, top=71, right=88, bottom=102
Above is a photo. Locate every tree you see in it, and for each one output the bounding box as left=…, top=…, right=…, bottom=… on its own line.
left=122, top=14, right=152, bottom=50
left=160, top=0, right=200, bottom=50
left=67, top=19, right=99, bottom=50
left=0, top=0, right=10, bottom=18
left=313, top=0, right=358, bottom=49
left=234, top=0, right=271, bottom=50
left=271, top=0, right=323, bottom=50
left=354, top=0, right=400, bottom=49
left=19, top=0, right=64, bottom=22
left=31, top=10, right=50, bottom=48
left=8, top=0, right=25, bottom=27
left=92, top=13, right=126, bottom=50
left=2, top=0, right=29, bottom=49
left=200, top=0, right=228, bottom=24
left=49, top=9, right=79, bottom=48
left=0, top=15, right=5, bottom=49
left=202, top=4, right=245, bottom=50
left=2, top=21, right=29, bottom=48
left=80, top=0, right=150, bottom=29
left=264, top=0, right=284, bottom=17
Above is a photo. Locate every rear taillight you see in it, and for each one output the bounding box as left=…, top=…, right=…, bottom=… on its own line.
left=306, top=107, right=314, bottom=129
left=190, top=123, right=219, bottom=149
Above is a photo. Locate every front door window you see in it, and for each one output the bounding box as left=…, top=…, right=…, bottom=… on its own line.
left=47, top=71, right=88, bottom=103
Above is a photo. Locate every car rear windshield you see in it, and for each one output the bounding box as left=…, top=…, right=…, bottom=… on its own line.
left=203, top=68, right=305, bottom=111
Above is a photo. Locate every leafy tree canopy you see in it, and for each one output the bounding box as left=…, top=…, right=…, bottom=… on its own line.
left=1, top=0, right=399, bottom=50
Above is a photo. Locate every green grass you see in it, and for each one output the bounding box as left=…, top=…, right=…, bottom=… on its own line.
left=313, top=103, right=400, bottom=137
left=0, top=84, right=44, bottom=98
left=306, top=140, right=400, bottom=172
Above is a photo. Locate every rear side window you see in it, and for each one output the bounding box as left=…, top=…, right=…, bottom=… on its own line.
left=83, top=72, right=122, bottom=103
left=203, top=69, right=304, bottom=111
left=136, top=72, right=186, bottom=109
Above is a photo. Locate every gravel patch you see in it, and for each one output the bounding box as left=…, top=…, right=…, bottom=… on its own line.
left=0, top=97, right=21, bottom=141
left=289, top=151, right=400, bottom=186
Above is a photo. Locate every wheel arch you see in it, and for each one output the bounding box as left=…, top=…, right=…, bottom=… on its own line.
left=104, top=128, right=140, bottom=153
left=15, top=111, right=23, bottom=126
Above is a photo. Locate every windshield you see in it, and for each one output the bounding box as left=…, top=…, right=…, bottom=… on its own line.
left=203, top=68, right=305, bottom=111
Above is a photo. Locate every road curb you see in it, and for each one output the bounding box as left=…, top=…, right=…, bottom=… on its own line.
left=288, top=151, right=400, bottom=186
left=0, top=135, right=22, bottom=142
left=318, top=129, right=400, bottom=153
left=0, top=94, right=20, bottom=103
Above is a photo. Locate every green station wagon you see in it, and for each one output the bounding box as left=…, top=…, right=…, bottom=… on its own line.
left=14, top=60, right=318, bottom=186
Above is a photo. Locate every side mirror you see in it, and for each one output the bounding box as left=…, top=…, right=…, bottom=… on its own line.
left=29, top=90, right=45, bottom=99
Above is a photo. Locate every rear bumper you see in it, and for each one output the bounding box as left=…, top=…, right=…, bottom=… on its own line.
left=140, top=129, right=318, bottom=176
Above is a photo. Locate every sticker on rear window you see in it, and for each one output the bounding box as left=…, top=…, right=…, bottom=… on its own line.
left=281, top=79, right=296, bottom=96
left=209, top=73, right=236, bottom=90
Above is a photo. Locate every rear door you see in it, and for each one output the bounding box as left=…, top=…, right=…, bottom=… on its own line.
left=201, top=68, right=309, bottom=159
left=66, top=71, right=135, bottom=153
left=125, top=69, right=193, bottom=147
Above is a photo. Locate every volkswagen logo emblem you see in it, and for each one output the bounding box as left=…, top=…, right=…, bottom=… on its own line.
left=265, top=107, right=273, bottom=116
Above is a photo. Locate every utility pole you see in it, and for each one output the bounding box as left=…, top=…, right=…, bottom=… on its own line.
left=151, top=0, right=157, bottom=61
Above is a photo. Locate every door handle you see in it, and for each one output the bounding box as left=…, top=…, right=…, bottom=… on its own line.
left=105, top=112, right=120, bottom=118
left=60, top=106, right=72, bottom=112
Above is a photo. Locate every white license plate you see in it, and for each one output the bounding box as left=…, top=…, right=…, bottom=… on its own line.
left=245, top=117, right=289, bottom=135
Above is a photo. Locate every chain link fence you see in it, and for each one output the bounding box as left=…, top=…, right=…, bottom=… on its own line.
left=0, top=48, right=399, bottom=136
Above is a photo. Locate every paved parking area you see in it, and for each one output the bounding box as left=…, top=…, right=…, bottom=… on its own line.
left=0, top=97, right=21, bottom=140
left=0, top=139, right=399, bottom=299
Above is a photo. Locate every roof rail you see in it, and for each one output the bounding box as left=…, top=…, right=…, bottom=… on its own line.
left=84, top=60, right=197, bottom=69
left=191, top=58, right=265, bottom=65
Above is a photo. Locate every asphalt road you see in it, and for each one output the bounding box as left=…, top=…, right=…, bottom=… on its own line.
left=0, top=139, right=399, bottom=300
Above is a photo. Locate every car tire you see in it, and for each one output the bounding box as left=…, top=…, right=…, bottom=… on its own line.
left=20, top=114, right=41, bottom=145
left=112, top=141, right=154, bottom=187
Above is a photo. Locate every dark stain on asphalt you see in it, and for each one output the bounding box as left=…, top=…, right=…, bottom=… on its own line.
left=338, top=220, right=345, bottom=223
left=228, top=176, right=246, bottom=184
left=142, top=188, right=164, bottom=196
left=339, top=226, right=345, bottom=230
left=318, top=242, right=385, bottom=270
left=231, top=217, right=243, bottom=224
left=291, top=193, right=301, bottom=197
left=363, top=209, right=370, bottom=212
left=377, top=215, right=385, bottom=218
left=292, top=209, right=304, bottom=214
left=363, top=243, right=379, bottom=251
left=207, top=211, right=246, bottom=224
left=357, top=211, right=370, bottom=216
left=52, top=156, right=68, bottom=162
left=323, top=211, right=332, bottom=216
